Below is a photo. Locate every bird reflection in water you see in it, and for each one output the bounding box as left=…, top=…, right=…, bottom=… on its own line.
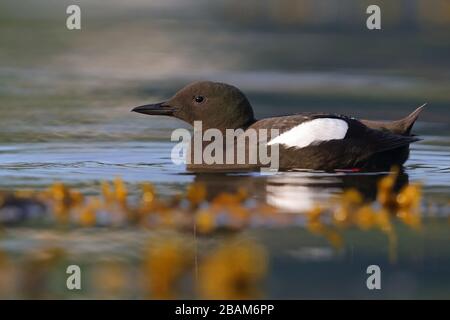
left=192, top=170, right=410, bottom=212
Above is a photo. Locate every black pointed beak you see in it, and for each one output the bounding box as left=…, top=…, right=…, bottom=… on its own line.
left=131, top=102, right=175, bottom=116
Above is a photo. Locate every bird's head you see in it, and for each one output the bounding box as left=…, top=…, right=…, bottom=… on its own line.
left=132, top=81, right=255, bottom=131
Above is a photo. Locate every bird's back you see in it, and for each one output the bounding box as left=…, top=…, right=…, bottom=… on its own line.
left=246, top=111, right=419, bottom=171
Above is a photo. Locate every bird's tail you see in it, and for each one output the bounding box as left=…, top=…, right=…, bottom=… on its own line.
left=361, top=103, right=426, bottom=136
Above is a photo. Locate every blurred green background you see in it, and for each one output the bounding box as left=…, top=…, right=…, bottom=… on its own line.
left=1, top=0, right=450, bottom=123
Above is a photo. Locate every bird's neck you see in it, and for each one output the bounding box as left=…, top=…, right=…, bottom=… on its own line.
left=195, top=118, right=256, bottom=135
left=241, top=117, right=257, bottom=130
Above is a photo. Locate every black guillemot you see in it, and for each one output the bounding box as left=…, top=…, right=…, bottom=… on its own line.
left=132, top=81, right=425, bottom=172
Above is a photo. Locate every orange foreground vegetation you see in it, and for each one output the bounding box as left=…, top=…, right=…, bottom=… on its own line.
left=0, top=168, right=430, bottom=298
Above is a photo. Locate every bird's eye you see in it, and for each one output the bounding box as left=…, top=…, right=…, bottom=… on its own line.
left=194, top=96, right=204, bottom=103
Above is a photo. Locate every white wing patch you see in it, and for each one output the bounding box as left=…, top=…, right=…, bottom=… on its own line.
left=267, top=118, right=349, bottom=148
